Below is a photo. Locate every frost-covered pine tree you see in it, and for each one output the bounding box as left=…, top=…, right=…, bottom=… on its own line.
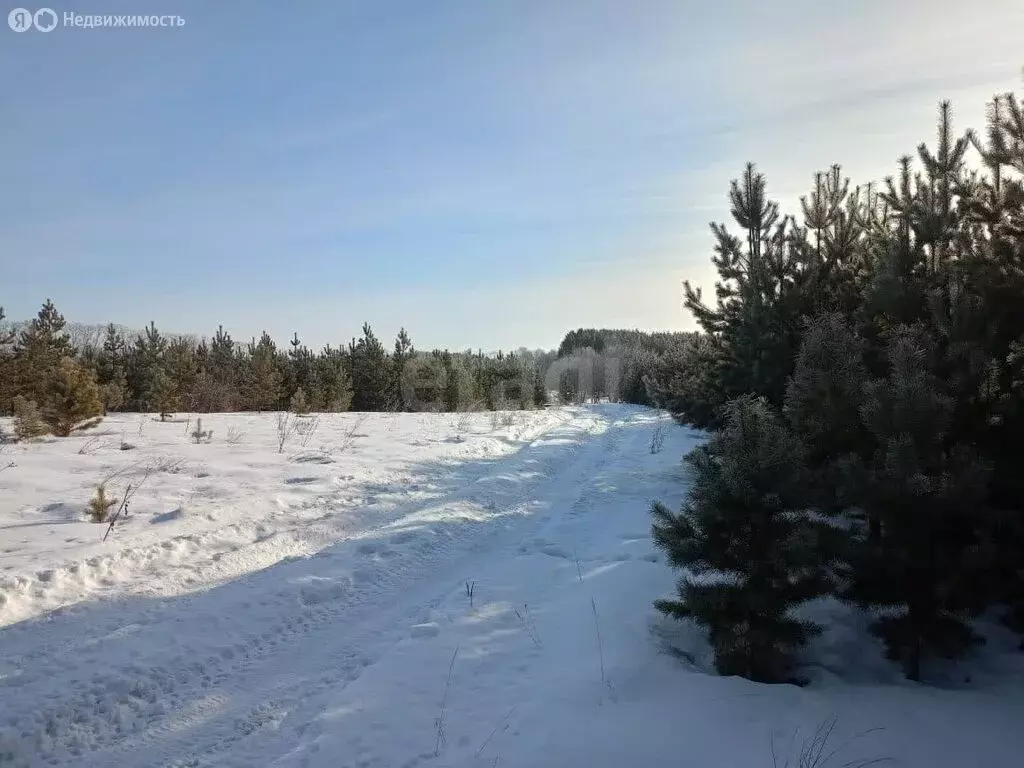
left=651, top=396, right=833, bottom=683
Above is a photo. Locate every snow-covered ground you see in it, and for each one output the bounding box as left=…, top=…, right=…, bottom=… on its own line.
left=1, top=406, right=1022, bottom=767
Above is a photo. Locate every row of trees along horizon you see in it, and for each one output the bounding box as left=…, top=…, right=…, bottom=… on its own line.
left=0, top=295, right=689, bottom=434
left=646, top=85, right=1024, bottom=683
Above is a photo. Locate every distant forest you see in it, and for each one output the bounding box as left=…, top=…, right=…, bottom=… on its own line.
left=0, top=303, right=692, bottom=429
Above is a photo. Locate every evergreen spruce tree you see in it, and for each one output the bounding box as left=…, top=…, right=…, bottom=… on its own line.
left=130, top=321, right=168, bottom=411
left=42, top=358, right=103, bottom=436
left=97, top=324, right=128, bottom=414
left=391, top=328, right=415, bottom=411
left=783, top=313, right=871, bottom=517
left=0, top=306, right=16, bottom=413
left=287, top=333, right=314, bottom=406
left=13, top=299, right=73, bottom=406
left=682, top=165, right=806, bottom=411
left=100, top=370, right=128, bottom=414
left=846, top=327, right=991, bottom=680
left=164, top=338, right=198, bottom=412
left=557, top=367, right=579, bottom=405
left=532, top=367, right=548, bottom=408
left=350, top=323, right=390, bottom=411
left=316, top=345, right=353, bottom=412
left=441, top=353, right=475, bottom=411
left=12, top=395, right=47, bottom=440
left=146, top=366, right=178, bottom=421
left=290, top=387, right=310, bottom=415
left=651, top=396, right=832, bottom=683
left=647, top=333, right=726, bottom=429
left=208, top=325, right=241, bottom=409
left=248, top=332, right=284, bottom=411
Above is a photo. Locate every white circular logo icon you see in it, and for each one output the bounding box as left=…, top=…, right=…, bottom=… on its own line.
left=33, top=7, right=56, bottom=31
left=8, top=7, right=33, bottom=31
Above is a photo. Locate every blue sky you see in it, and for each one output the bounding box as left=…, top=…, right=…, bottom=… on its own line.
left=2, top=0, right=1022, bottom=350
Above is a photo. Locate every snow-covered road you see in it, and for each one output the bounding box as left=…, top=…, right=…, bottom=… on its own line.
left=0, top=406, right=678, bottom=766
left=3, top=406, right=1023, bottom=768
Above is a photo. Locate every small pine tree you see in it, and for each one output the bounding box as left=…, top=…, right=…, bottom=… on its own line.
left=87, top=484, right=118, bottom=523
left=651, top=396, right=834, bottom=683
left=12, top=396, right=47, bottom=440
left=247, top=331, right=284, bottom=411
left=532, top=368, right=548, bottom=408
left=146, top=366, right=178, bottom=421
left=350, top=323, right=392, bottom=411
left=557, top=367, right=579, bottom=405
left=42, top=358, right=103, bottom=437
left=316, top=347, right=353, bottom=412
left=290, top=387, right=310, bottom=415
left=846, top=327, right=991, bottom=680
left=391, top=328, right=415, bottom=411
left=783, top=313, right=871, bottom=517
left=646, top=333, right=726, bottom=429
left=100, top=370, right=128, bottom=414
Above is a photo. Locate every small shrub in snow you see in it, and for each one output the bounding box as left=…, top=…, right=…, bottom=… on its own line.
left=226, top=426, right=245, bottom=445
left=12, top=396, right=47, bottom=440
left=650, top=424, right=665, bottom=454
left=297, top=414, right=321, bottom=447
left=148, top=455, right=187, bottom=474
left=771, top=713, right=888, bottom=768
left=434, top=647, right=459, bottom=757
left=276, top=411, right=298, bottom=453
left=591, top=597, right=615, bottom=705
left=0, top=440, right=13, bottom=473
left=86, top=484, right=118, bottom=523
left=78, top=436, right=105, bottom=455
left=338, top=414, right=367, bottom=453
left=513, top=604, right=541, bottom=647
left=191, top=418, right=213, bottom=444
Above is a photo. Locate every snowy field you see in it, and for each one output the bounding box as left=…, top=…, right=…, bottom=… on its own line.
left=0, top=406, right=1022, bottom=767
